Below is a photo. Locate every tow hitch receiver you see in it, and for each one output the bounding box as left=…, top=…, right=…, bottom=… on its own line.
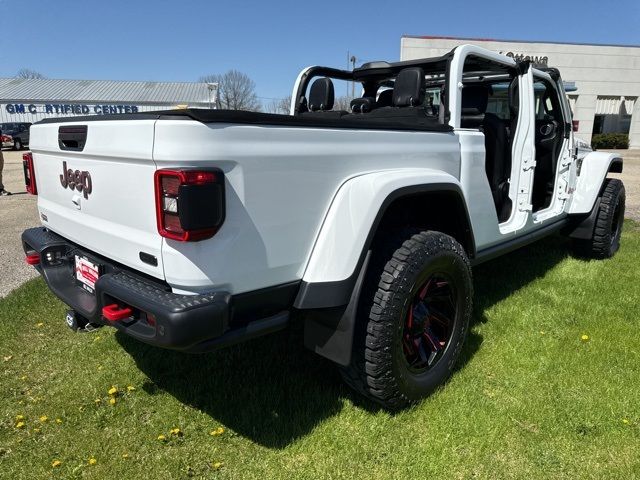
left=102, top=304, right=133, bottom=322
left=65, top=309, right=101, bottom=332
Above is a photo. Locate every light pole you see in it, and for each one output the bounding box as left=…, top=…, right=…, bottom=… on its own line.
left=350, top=55, right=357, bottom=98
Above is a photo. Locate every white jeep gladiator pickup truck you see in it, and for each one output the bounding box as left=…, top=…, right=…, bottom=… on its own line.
left=22, top=45, right=625, bottom=409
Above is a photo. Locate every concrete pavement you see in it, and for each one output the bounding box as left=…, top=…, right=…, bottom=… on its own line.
left=0, top=149, right=40, bottom=297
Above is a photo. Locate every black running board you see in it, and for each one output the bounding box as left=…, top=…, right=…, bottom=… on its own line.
left=472, top=219, right=568, bottom=266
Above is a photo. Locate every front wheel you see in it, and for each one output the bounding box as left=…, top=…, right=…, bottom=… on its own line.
left=573, top=178, right=625, bottom=259
left=341, top=231, right=473, bottom=410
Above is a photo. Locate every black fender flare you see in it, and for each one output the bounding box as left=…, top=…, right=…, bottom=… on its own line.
left=297, top=183, right=475, bottom=366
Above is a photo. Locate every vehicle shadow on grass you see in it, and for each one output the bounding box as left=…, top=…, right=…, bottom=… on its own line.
left=117, top=235, right=571, bottom=448
left=117, top=325, right=347, bottom=449
left=466, top=235, right=570, bottom=335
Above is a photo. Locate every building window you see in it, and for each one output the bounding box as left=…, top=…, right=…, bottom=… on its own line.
left=593, top=96, right=636, bottom=135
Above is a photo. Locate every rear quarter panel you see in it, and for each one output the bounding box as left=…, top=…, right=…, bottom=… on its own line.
left=153, top=120, right=461, bottom=294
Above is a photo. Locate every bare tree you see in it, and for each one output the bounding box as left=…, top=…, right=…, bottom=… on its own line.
left=199, top=70, right=260, bottom=111
left=16, top=68, right=46, bottom=79
left=264, top=96, right=291, bottom=114
left=333, top=95, right=352, bottom=112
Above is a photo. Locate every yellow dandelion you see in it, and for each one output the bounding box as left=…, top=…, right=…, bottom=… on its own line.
left=122, top=453, right=129, bottom=459
left=109, top=397, right=116, bottom=406
left=16, top=421, right=25, bottom=429
left=170, top=427, right=183, bottom=436
left=88, top=458, right=97, bottom=465
left=52, top=460, right=62, bottom=468
left=56, top=418, right=63, bottom=424
left=39, top=415, right=48, bottom=422
left=157, top=434, right=167, bottom=442
left=209, top=426, right=225, bottom=436
left=127, top=385, right=136, bottom=392
left=97, top=365, right=103, bottom=370
left=212, top=462, right=223, bottom=470
left=20, top=375, right=28, bottom=381
left=622, top=418, right=630, bottom=425
left=36, top=322, right=44, bottom=327
left=581, top=334, right=590, bottom=342
left=108, top=386, right=118, bottom=396
left=16, top=414, right=25, bottom=421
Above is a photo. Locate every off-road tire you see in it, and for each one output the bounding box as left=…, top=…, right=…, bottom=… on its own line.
left=573, top=178, right=625, bottom=259
left=340, top=231, right=473, bottom=410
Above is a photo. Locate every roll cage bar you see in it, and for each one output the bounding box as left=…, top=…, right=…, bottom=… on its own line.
left=291, top=45, right=566, bottom=129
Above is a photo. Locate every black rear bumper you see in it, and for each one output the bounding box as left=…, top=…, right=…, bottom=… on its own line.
left=22, top=227, right=289, bottom=352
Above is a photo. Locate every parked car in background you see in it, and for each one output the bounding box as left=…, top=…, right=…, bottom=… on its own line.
left=0, top=122, right=32, bottom=150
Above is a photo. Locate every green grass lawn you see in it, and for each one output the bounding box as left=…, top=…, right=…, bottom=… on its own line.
left=1, top=223, right=639, bottom=479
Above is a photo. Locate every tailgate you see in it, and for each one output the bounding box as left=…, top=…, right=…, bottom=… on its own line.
left=29, top=120, right=164, bottom=280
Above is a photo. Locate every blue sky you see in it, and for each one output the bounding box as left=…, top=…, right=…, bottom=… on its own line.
left=1, top=0, right=638, bottom=104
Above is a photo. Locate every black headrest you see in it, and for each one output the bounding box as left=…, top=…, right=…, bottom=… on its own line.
left=376, top=89, right=393, bottom=107
left=308, top=77, right=334, bottom=111
left=350, top=97, right=376, bottom=113
left=393, top=68, right=425, bottom=107
left=461, top=85, right=490, bottom=115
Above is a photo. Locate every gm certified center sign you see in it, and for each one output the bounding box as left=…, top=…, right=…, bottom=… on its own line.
left=5, top=103, right=141, bottom=115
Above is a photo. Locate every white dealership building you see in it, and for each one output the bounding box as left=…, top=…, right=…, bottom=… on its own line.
left=0, top=78, right=218, bottom=124
left=401, top=35, right=640, bottom=148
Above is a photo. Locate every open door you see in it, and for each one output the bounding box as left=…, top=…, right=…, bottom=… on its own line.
left=499, top=63, right=536, bottom=234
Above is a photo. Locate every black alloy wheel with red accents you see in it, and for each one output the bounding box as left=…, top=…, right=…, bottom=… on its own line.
left=402, top=274, right=456, bottom=373
left=341, top=230, right=473, bottom=410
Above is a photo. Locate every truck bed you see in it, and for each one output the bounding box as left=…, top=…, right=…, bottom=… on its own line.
left=36, top=108, right=453, bottom=133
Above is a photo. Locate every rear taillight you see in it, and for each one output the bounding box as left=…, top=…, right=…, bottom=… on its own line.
left=23, top=152, right=37, bottom=195
left=25, top=252, right=40, bottom=265
left=154, top=169, right=225, bottom=242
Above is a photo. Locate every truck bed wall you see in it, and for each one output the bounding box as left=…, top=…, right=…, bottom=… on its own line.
left=154, top=120, right=463, bottom=294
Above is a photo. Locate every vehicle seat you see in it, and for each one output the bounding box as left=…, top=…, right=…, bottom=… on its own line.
left=393, top=67, right=425, bottom=107
left=350, top=97, right=376, bottom=113
left=364, top=68, right=426, bottom=119
left=461, top=85, right=511, bottom=222
left=309, top=77, right=334, bottom=111
left=302, top=77, right=347, bottom=118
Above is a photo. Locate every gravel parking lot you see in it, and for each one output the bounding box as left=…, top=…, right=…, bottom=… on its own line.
left=0, top=150, right=40, bottom=298
left=0, top=148, right=638, bottom=299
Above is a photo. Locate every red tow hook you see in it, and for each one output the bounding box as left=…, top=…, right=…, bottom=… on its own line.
left=25, top=253, right=40, bottom=265
left=102, top=304, right=133, bottom=322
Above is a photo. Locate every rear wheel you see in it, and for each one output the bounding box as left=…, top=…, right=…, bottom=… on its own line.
left=13, top=138, right=22, bottom=150
left=340, top=231, right=473, bottom=409
left=573, top=178, right=625, bottom=259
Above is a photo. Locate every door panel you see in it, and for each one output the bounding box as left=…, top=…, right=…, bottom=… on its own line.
left=499, top=67, right=536, bottom=234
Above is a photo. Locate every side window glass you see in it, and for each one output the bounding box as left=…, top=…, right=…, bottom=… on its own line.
left=534, top=79, right=562, bottom=121
left=423, top=87, right=441, bottom=117
left=485, top=83, right=511, bottom=120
